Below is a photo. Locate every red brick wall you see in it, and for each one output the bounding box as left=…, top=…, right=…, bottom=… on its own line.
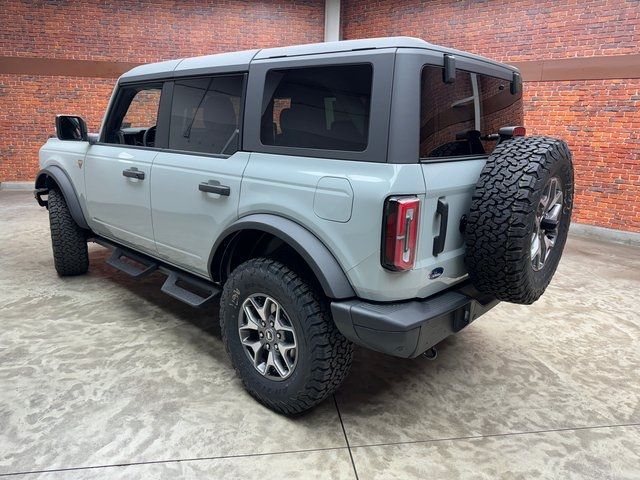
left=341, top=0, right=640, bottom=63
left=0, top=75, right=115, bottom=181
left=342, top=0, right=640, bottom=232
left=0, top=0, right=324, bottom=182
left=525, top=80, right=640, bottom=232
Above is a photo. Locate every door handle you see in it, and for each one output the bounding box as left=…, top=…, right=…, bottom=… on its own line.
left=432, top=198, right=449, bottom=256
left=122, top=168, right=145, bottom=180
left=199, top=181, right=230, bottom=196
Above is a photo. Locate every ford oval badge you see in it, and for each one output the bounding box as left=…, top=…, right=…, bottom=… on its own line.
left=429, top=267, right=444, bottom=280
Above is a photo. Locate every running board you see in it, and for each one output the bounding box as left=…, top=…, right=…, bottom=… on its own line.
left=95, top=237, right=220, bottom=308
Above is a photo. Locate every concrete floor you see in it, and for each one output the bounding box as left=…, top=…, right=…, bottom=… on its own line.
left=1, top=189, right=639, bottom=479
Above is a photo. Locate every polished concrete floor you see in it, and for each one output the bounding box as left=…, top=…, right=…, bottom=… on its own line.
left=1, top=190, right=639, bottom=479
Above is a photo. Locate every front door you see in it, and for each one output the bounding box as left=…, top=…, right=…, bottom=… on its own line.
left=85, top=83, right=164, bottom=254
left=150, top=74, right=249, bottom=276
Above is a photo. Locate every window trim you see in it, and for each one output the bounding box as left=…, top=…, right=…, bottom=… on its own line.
left=244, top=50, right=395, bottom=163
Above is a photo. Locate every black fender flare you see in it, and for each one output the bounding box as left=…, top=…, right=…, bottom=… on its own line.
left=35, top=166, right=90, bottom=230
left=209, top=214, right=356, bottom=299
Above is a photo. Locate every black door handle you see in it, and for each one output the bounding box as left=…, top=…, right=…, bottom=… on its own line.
left=433, top=198, right=449, bottom=256
left=199, top=181, right=230, bottom=196
left=122, top=168, right=145, bottom=180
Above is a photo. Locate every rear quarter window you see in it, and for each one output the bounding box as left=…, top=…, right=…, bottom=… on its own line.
left=260, top=64, right=373, bottom=152
left=420, top=65, right=523, bottom=159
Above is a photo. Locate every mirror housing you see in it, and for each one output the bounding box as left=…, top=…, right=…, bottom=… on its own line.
left=55, top=115, right=89, bottom=142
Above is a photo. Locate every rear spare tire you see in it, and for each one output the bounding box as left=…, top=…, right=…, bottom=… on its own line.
left=464, top=136, right=574, bottom=304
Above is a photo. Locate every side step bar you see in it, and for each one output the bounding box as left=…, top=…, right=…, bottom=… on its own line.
left=161, top=271, right=219, bottom=308
left=93, top=237, right=220, bottom=308
left=107, top=247, right=158, bottom=278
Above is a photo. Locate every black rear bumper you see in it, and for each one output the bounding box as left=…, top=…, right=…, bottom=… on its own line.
left=331, top=282, right=499, bottom=358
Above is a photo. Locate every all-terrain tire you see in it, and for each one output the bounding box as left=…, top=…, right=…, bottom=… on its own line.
left=48, top=188, right=89, bottom=276
left=464, top=136, right=574, bottom=304
left=220, top=258, right=353, bottom=415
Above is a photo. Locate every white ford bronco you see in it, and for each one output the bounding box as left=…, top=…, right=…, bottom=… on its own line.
left=35, top=37, right=574, bottom=415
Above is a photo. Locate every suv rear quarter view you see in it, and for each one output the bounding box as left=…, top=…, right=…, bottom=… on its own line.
left=35, top=37, right=574, bottom=415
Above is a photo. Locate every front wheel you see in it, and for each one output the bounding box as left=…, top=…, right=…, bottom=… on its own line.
left=220, top=258, right=353, bottom=415
left=48, top=188, right=89, bottom=276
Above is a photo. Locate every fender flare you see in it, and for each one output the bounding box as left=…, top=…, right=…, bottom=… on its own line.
left=35, top=166, right=90, bottom=230
left=209, top=214, right=356, bottom=299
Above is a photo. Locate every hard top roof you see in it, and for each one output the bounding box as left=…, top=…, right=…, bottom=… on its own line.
left=119, top=36, right=517, bottom=83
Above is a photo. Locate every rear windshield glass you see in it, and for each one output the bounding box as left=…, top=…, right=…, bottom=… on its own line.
left=420, top=66, right=523, bottom=159
left=260, top=64, right=373, bottom=152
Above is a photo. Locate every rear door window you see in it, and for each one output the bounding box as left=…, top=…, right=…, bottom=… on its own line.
left=420, top=66, right=523, bottom=159
left=260, top=64, right=372, bottom=152
left=169, top=74, right=244, bottom=156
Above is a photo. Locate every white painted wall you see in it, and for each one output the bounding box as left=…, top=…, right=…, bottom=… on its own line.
left=324, top=0, right=341, bottom=42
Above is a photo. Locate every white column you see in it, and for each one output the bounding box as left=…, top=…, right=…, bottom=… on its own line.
left=324, top=0, right=341, bottom=42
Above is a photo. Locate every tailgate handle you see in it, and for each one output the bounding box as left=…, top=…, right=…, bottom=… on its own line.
left=433, top=198, right=449, bottom=256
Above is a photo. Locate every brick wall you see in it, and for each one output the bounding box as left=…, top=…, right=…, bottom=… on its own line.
left=342, top=0, right=640, bottom=232
left=2, top=0, right=638, bottom=233
left=0, top=0, right=324, bottom=182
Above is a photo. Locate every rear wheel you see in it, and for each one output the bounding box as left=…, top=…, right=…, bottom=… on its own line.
left=48, top=188, right=89, bottom=276
left=220, top=258, right=353, bottom=415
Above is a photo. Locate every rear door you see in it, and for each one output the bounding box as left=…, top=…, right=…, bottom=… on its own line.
left=84, top=82, right=166, bottom=254
left=150, top=74, right=249, bottom=276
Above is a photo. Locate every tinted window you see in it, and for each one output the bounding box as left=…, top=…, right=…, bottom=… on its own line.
left=169, top=75, right=244, bottom=155
left=105, top=85, right=162, bottom=145
left=420, top=66, right=523, bottom=159
left=260, top=64, right=372, bottom=152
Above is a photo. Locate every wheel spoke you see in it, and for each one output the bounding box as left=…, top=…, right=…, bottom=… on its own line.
left=531, top=232, right=541, bottom=266
left=273, top=307, right=294, bottom=333
left=242, top=337, right=262, bottom=353
left=543, top=234, right=555, bottom=261
left=538, top=231, right=547, bottom=265
left=545, top=203, right=562, bottom=224
left=551, top=188, right=563, bottom=210
left=242, top=339, right=263, bottom=368
left=241, top=305, right=261, bottom=331
left=271, top=350, right=289, bottom=377
left=545, top=178, right=558, bottom=208
left=279, top=344, right=295, bottom=369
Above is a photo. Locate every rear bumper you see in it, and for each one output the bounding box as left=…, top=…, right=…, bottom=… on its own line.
left=331, top=282, right=499, bottom=358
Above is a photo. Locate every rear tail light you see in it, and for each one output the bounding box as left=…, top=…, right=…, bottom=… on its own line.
left=382, top=196, right=420, bottom=271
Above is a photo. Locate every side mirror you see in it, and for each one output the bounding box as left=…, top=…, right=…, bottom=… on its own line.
left=55, top=115, right=89, bottom=141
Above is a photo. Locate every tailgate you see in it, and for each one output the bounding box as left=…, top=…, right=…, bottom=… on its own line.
left=416, top=158, right=486, bottom=286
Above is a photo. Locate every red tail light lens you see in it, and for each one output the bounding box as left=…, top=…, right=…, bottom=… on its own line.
left=382, top=196, right=420, bottom=271
left=513, top=126, right=526, bottom=137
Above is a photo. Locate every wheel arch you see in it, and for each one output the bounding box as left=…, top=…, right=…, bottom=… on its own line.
left=209, top=214, right=356, bottom=300
left=35, top=165, right=90, bottom=230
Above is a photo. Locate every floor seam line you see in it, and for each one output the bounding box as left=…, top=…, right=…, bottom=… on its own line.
left=333, top=394, right=360, bottom=480
left=0, top=445, right=350, bottom=478
left=348, top=421, right=640, bottom=450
